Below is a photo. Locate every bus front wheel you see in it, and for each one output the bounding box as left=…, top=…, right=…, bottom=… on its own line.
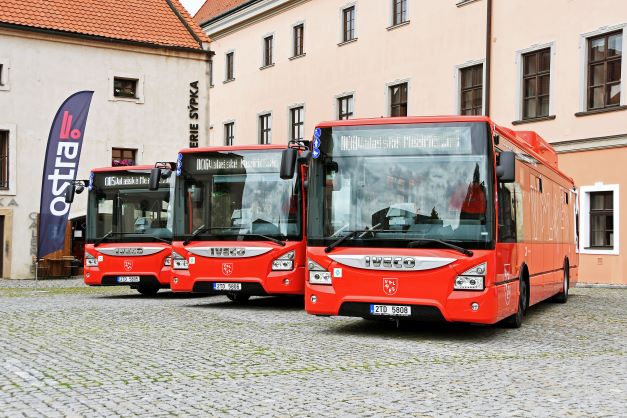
left=503, top=279, right=527, bottom=329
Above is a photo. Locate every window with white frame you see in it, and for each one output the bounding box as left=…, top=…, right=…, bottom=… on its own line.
left=0, top=60, right=8, bottom=91
left=108, top=72, right=144, bottom=103
left=290, top=106, right=304, bottom=141
left=579, top=184, right=619, bottom=255
left=338, top=95, right=354, bottom=119
left=392, top=0, right=407, bottom=26
left=0, top=124, right=16, bottom=195
left=460, top=64, right=483, bottom=115
left=342, top=6, right=356, bottom=43
left=224, top=122, right=234, bottom=146
left=259, top=113, right=272, bottom=144
left=0, top=130, right=9, bottom=190
left=587, top=30, right=622, bottom=110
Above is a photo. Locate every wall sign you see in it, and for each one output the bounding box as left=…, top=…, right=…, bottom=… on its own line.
left=189, top=81, right=199, bottom=148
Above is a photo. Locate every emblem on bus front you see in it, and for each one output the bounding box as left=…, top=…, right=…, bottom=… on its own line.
left=222, top=263, right=233, bottom=276
left=123, top=260, right=133, bottom=272
left=383, top=278, right=398, bottom=296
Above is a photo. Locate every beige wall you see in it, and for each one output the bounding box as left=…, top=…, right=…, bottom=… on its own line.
left=0, top=29, right=210, bottom=278
left=206, top=0, right=486, bottom=145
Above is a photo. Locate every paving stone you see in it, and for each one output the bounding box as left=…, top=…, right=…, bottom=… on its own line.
left=0, top=281, right=625, bottom=416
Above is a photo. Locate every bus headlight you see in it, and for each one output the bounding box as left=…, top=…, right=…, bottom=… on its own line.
left=164, top=256, right=172, bottom=267
left=85, top=253, right=98, bottom=267
left=272, top=251, right=295, bottom=271
left=308, top=259, right=332, bottom=285
left=172, top=251, right=189, bottom=270
left=454, top=262, right=486, bottom=291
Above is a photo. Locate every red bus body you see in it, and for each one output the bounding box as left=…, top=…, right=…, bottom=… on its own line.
left=84, top=166, right=173, bottom=295
left=169, top=145, right=307, bottom=298
left=304, top=116, right=578, bottom=325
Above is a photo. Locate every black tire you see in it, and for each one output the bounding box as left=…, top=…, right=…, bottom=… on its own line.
left=137, top=285, right=159, bottom=296
left=503, top=278, right=527, bottom=329
left=553, top=264, right=569, bottom=303
left=226, top=293, right=250, bottom=303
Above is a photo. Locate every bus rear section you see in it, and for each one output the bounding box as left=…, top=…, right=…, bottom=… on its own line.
left=83, top=166, right=173, bottom=295
left=169, top=146, right=306, bottom=301
left=298, top=117, right=577, bottom=327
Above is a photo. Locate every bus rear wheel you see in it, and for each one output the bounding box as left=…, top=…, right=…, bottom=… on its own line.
left=227, top=293, right=250, bottom=303
left=503, top=279, right=527, bottom=329
left=136, top=285, right=159, bottom=296
left=553, top=264, right=569, bottom=304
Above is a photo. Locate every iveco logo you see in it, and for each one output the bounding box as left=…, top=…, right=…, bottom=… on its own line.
left=365, top=256, right=416, bottom=269
left=114, top=248, right=144, bottom=256
left=210, top=248, right=246, bottom=257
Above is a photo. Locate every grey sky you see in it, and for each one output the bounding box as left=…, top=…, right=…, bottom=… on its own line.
left=180, top=0, right=205, bottom=16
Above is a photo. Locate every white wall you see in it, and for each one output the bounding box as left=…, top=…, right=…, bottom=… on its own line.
left=0, top=30, right=210, bottom=278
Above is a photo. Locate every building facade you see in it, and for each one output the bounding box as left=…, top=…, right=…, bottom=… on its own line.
left=0, top=0, right=210, bottom=278
left=196, top=0, right=627, bottom=284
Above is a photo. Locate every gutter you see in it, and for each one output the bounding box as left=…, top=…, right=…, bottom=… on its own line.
left=164, top=0, right=207, bottom=48
left=484, top=0, right=492, bottom=116
left=199, top=0, right=264, bottom=28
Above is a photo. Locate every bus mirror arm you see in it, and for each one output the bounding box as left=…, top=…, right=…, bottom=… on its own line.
left=64, top=179, right=87, bottom=204
left=496, top=151, right=515, bottom=183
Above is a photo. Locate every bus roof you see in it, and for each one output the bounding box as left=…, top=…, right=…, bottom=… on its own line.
left=179, top=144, right=288, bottom=154
left=91, top=165, right=155, bottom=173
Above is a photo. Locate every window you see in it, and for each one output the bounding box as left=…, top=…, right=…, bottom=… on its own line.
left=590, top=191, right=614, bottom=248
left=224, top=122, right=234, bottom=146
left=293, top=24, right=304, bottom=57
left=338, top=95, right=354, bottom=120
left=226, top=52, right=234, bottom=81
left=522, top=48, right=551, bottom=119
left=290, top=107, right=304, bottom=141
left=587, top=31, right=622, bottom=110
left=259, top=114, right=272, bottom=144
left=389, top=83, right=408, bottom=117
left=343, top=6, right=355, bottom=42
left=0, top=64, right=4, bottom=86
left=392, top=0, right=407, bottom=26
left=263, top=36, right=274, bottom=67
left=460, top=64, right=483, bottom=115
left=0, top=131, right=8, bottom=190
left=113, top=78, right=138, bottom=99
left=112, top=148, right=137, bottom=166
left=0, top=61, right=8, bottom=90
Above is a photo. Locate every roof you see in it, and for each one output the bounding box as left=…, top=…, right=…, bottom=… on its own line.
left=193, top=0, right=250, bottom=26
left=0, top=0, right=209, bottom=50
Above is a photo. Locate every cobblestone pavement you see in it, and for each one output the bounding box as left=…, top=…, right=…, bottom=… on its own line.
left=0, top=281, right=625, bottom=417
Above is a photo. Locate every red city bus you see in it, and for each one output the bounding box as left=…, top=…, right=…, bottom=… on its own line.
left=83, top=166, right=174, bottom=295
left=281, top=116, right=577, bottom=327
left=162, top=145, right=307, bottom=301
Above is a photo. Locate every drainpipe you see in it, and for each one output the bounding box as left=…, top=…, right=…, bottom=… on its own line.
left=206, top=49, right=215, bottom=147
left=485, top=0, right=492, bottom=117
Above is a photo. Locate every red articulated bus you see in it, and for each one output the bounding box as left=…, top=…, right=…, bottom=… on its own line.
left=282, top=116, right=577, bottom=327
left=83, top=166, right=174, bottom=295
left=165, top=145, right=307, bottom=301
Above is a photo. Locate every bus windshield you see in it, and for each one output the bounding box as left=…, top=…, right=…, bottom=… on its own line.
left=87, top=171, right=174, bottom=243
left=308, top=122, right=494, bottom=249
left=174, top=149, right=301, bottom=242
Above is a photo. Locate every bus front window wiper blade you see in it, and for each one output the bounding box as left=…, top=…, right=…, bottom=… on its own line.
left=94, top=231, right=114, bottom=247
left=325, top=224, right=382, bottom=253
left=408, top=239, right=473, bottom=257
left=96, top=231, right=171, bottom=246
left=237, top=234, right=286, bottom=246
left=183, top=225, right=209, bottom=246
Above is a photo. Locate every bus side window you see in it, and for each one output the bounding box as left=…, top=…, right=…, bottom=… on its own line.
left=498, top=182, right=517, bottom=243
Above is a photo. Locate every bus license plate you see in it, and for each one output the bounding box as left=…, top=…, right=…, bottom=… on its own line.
left=117, top=276, right=141, bottom=284
left=370, top=304, right=411, bottom=317
left=213, top=283, right=242, bottom=291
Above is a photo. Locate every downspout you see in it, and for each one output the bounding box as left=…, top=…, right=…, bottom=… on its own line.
left=485, top=0, right=492, bottom=116
left=206, top=50, right=215, bottom=146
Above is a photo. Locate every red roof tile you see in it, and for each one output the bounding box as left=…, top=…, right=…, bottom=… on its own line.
left=0, top=0, right=209, bottom=50
left=193, top=0, right=249, bottom=26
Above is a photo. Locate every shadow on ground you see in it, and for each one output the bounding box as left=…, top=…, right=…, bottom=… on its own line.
left=96, top=290, right=215, bottom=300
left=186, top=295, right=305, bottom=312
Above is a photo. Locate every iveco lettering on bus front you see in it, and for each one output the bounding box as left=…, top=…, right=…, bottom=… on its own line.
left=80, top=166, right=174, bottom=295
left=162, top=145, right=307, bottom=301
left=281, top=116, right=577, bottom=328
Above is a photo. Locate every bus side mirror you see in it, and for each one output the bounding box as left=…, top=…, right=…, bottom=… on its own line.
left=496, top=151, right=515, bottom=183
left=64, top=184, right=75, bottom=203
left=280, top=148, right=298, bottom=179
left=149, top=168, right=161, bottom=190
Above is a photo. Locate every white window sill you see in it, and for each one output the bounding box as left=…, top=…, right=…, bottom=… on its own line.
left=338, top=38, right=358, bottom=47
left=579, top=248, right=619, bottom=256
left=109, top=96, right=144, bottom=104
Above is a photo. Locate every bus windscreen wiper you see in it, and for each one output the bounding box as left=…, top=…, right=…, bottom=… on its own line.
left=325, top=224, right=382, bottom=253
left=408, top=239, right=473, bottom=257
left=237, top=234, right=286, bottom=246
left=183, top=225, right=210, bottom=245
left=95, top=231, right=171, bottom=246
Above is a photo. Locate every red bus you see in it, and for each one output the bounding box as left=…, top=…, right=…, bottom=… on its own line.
left=82, top=166, right=174, bottom=295
left=281, top=116, right=578, bottom=327
left=159, top=145, right=307, bottom=301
